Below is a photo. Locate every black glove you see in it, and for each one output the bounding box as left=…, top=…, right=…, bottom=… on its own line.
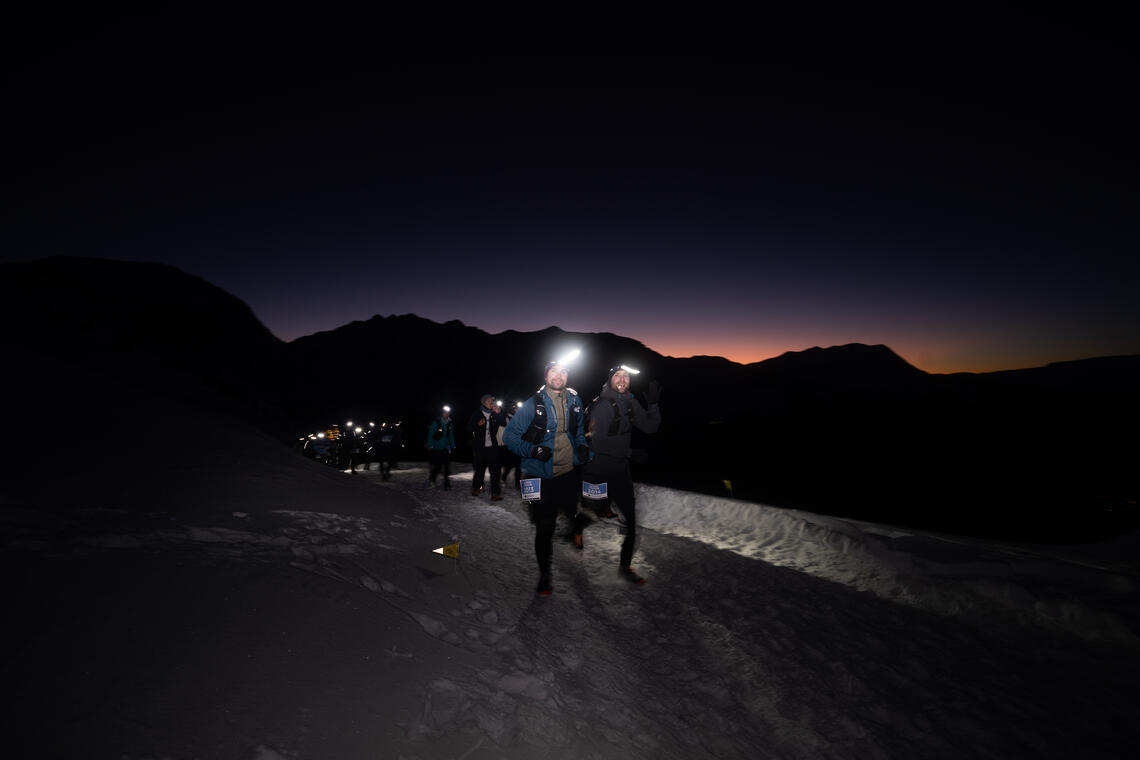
left=532, top=445, right=552, bottom=462
left=578, top=444, right=590, bottom=463
left=644, top=380, right=662, bottom=405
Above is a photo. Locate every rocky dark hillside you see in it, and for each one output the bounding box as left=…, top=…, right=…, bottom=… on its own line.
left=3, top=257, right=1136, bottom=542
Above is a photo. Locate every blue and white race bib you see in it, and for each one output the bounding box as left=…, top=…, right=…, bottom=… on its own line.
left=521, top=478, right=542, bottom=501
left=582, top=481, right=608, bottom=500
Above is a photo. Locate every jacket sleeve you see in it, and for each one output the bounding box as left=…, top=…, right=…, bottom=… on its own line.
left=504, top=399, right=535, bottom=459
left=491, top=410, right=507, bottom=445
left=572, top=396, right=588, bottom=448
left=632, top=398, right=661, bottom=434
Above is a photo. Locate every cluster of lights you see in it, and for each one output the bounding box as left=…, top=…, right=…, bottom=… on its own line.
left=302, top=418, right=403, bottom=441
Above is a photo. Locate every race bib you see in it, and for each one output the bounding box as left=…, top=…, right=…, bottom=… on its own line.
left=582, top=481, right=608, bottom=500
left=521, top=478, right=542, bottom=501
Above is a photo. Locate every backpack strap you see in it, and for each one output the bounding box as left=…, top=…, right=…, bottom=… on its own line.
left=524, top=388, right=582, bottom=445
left=598, top=395, right=633, bottom=437
left=522, top=390, right=547, bottom=444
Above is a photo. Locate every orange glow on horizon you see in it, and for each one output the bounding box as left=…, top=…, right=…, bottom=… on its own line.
left=643, top=337, right=799, bottom=366
left=640, top=337, right=1051, bottom=375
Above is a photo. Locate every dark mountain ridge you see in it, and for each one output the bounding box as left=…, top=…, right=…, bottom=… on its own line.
left=1, top=256, right=295, bottom=438
left=3, top=257, right=1135, bottom=542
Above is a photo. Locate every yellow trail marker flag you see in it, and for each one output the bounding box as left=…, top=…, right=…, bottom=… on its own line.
left=722, top=479, right=733, bottom=497
left=433, top=542, right=460, bottom=559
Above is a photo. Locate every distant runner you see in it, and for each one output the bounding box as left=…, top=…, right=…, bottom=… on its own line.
left=426, top=406, right=455, bottom=489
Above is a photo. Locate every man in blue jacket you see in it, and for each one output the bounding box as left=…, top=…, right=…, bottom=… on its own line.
left=504, top=356, right=591, bottom=596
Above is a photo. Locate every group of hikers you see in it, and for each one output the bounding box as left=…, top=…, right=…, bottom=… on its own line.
left=302, top=421, right=404, bottom=478
left=425, top=355, right=662, bottom=596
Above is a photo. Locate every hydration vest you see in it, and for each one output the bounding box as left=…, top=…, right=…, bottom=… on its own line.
left=522, top=387, right=581, bottom=445
left=590, top=393, right=633, bottom=437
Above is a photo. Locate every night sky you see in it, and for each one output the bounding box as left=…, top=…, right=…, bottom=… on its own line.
left=4, top=9, right=1137, bottom=372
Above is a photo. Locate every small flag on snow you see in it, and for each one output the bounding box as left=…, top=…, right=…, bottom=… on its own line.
left=433, top=542, right=459, bottom=559
left=722, top=479, right=733, bottom=497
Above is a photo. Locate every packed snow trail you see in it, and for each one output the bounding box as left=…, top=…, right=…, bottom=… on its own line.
left=4, top=441, right=1138, bottom=759
left=360, top=464, right=1139, bottom=759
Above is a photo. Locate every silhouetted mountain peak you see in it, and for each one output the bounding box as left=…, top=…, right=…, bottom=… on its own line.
left=753, top=342, right=925, bottom=386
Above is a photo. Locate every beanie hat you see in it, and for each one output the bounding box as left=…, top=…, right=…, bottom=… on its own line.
left=480, top=393, right=494, bottom=405
left=607, top=365, right=640, bottom=383
left=544, top=349, right=580, bottom=377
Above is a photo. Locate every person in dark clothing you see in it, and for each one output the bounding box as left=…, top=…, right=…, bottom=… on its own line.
left=345, top=426, right=364, bottom=472
left=426, top=407, right=455, bottom=489
left=376, top=421, right=403, bottom=481
left=498, top=402, right=521, bottom=489
left=504, top=354, right=591, bottom=596
left=581, top=365, right=662, bottom=584
left=468, top=394, right=507, bottom=500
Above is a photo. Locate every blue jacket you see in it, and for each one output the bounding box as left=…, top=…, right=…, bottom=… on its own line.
left=426, top=416, right=455, bottom=451
left=504, top=387, right=588, bottom=479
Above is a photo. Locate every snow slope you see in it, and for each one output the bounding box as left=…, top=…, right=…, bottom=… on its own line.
left=632, top=485, right=1139, bottom=647
left=3, top=385, right=1138, bottom=759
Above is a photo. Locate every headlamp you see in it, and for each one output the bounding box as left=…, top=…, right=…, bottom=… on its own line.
left=546, top=348, right=581, bottom=373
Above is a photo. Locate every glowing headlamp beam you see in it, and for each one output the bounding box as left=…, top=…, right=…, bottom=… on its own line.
left=552, top=348, right=581, bottom=368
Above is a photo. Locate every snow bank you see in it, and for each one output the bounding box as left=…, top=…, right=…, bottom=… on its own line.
left=634, top=484, right=1139, bottom=646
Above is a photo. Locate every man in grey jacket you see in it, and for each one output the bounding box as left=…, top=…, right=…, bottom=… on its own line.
left=581, top=365, right=662, bottom=584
